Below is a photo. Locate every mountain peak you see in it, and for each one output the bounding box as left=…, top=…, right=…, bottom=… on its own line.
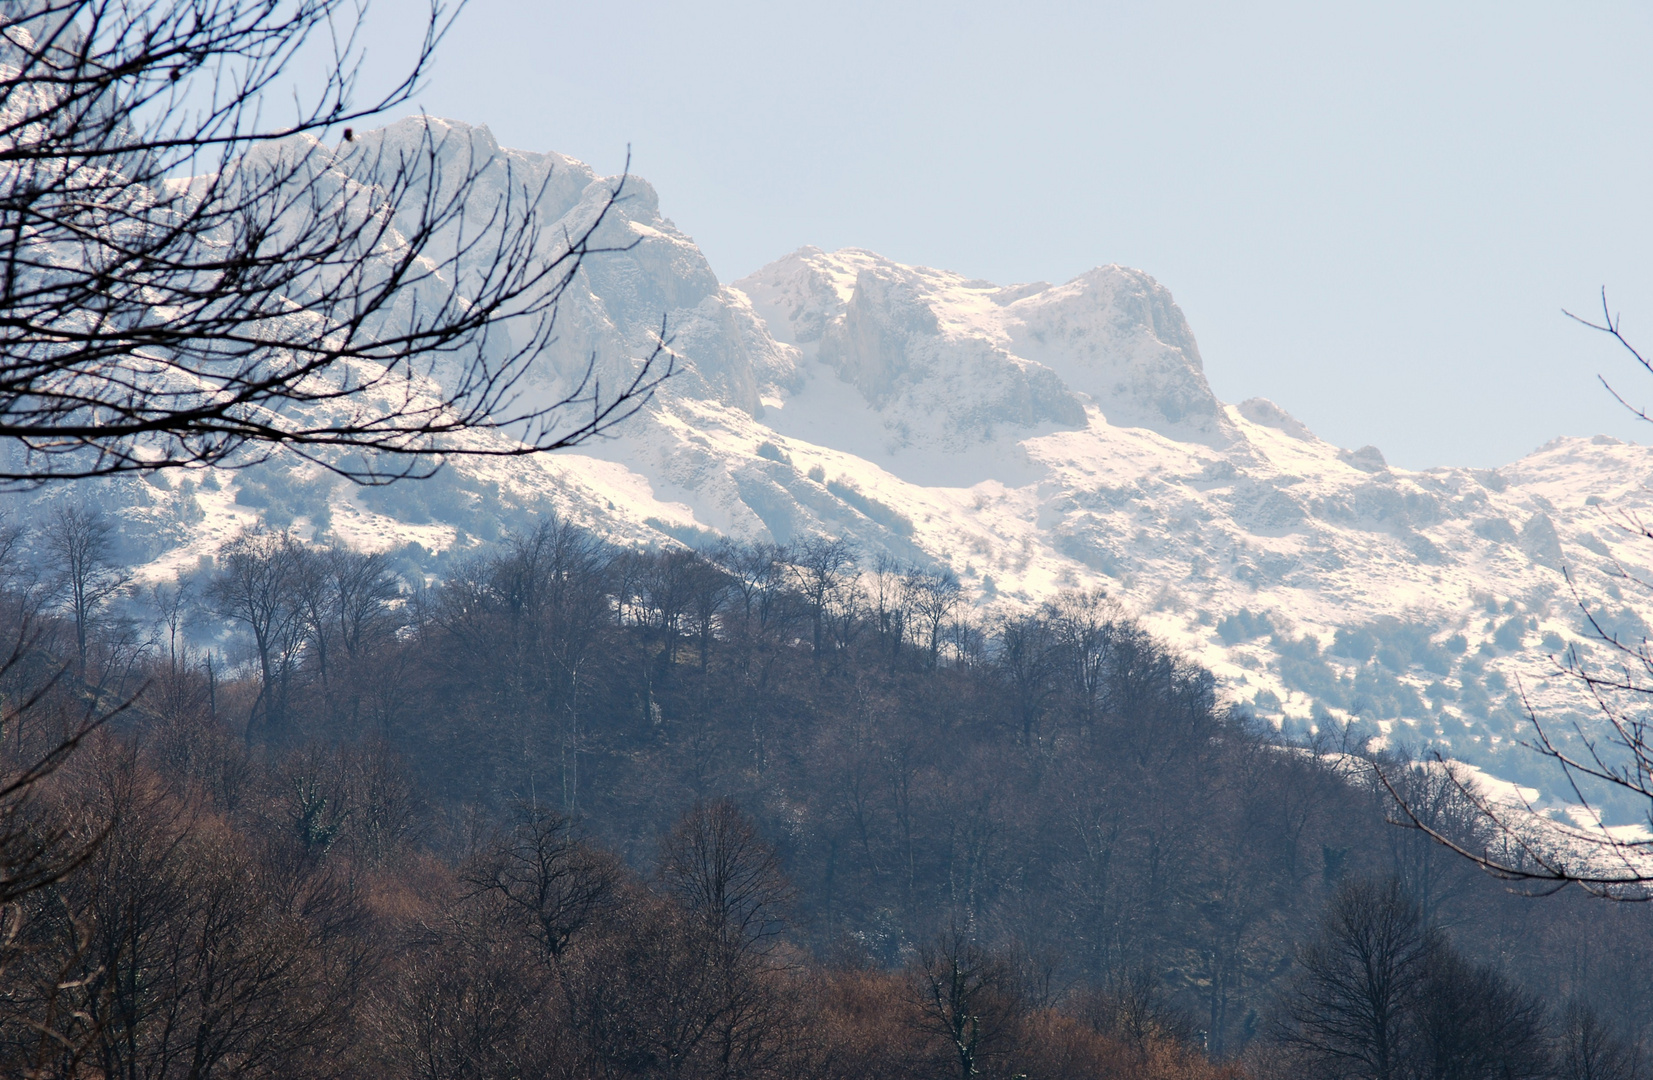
left=737, top=249, right=1231, bottom=449
left=28, top=119, right=1653, bottom=823
left=1000, top=264, right=1226, bottom=444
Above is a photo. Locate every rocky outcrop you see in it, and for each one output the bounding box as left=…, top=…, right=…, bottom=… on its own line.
left=1004, top=266, right=1230, bottom=444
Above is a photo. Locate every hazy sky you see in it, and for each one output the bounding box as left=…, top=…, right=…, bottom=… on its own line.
left=358, top=0, right=1653, bottom=469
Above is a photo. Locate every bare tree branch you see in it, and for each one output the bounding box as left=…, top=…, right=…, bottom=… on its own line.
left=0, top=0, right=673, bottom=488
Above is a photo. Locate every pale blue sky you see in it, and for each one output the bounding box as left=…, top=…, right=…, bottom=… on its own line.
left=360, top=0, right=1653, bottom=469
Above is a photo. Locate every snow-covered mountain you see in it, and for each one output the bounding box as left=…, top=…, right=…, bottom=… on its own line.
left=16, top=119, right=1653, bottom=823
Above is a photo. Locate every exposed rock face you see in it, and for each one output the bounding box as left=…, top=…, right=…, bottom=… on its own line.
left=1002, top=265, right=1229, bottom=443
left=823, top=267, right=939, bottom=406
left=737, top=248, right=1230, bottom=450
left=738, top=248, right=1087, bottom=451
left=1339, top=445, right=1389, bottom=473
left=1238, top=397, right=1315, bottom=440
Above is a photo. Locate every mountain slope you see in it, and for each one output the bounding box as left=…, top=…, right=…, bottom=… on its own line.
left=12, top=118, right=1653, bottom=825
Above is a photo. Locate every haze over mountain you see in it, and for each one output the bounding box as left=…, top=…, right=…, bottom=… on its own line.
left=15, top=118, right=1653, bottom=823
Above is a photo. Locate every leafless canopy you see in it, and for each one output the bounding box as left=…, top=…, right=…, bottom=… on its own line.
left=0, top=0, right=672, bottom=488
left=0, top=626, right=123, bottom=908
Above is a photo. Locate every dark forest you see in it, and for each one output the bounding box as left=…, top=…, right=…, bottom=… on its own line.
left=0, top=513, right=1647, bottom=1078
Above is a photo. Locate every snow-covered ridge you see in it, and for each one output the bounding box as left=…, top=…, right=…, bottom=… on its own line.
left=15, top=118, right=1653, bottom=824
left=736, top=247, right=1223, bottom=454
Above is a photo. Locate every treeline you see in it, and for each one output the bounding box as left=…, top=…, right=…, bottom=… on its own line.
left=1, top=505, right=1651, bottom=1075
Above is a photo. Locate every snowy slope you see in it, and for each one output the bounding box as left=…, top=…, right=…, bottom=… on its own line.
left=14, top=118, right=1653, bottom=828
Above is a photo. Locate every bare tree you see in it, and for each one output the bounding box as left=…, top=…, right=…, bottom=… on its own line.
left=1372, top=756, right=1488, bottom=927
left=0, top=632, right=134, bottom=1076
left=12, top=752, right=368, bottom=1080
left=464, top=801, right=617, bottom=964
left=0, top=669, right=113, bottom=909
left=293, top=543, right=400, bottom=701
left=685, top=555, right=731, bottom=673
left=1273, top=888, right=1557, bottom=1080
left=1048, top=588, right=1118, bottom=735
left=41, top=503, right=129, bottom=674
left=1410, top=946, right=1552, bottom=1080
left=902, top=565, right=959, bottom=669
left=207, top=527, right=307, bottom=736
left=0, top=0, right=671, bottom=487
left=1274, top=877, right=1433, bottom=1080
left=869, top=550, right=908, bottom=666
left=629, top=547, right=699, bottom=669
left=1557, top=999, right=1641, bottom=1080
left=997, top=611, right=1057, bottom=746
left=661, top=797, right=791, bottom=956
left=908, top=929, right=1022, bottom=1080
left=676, top=799, right=804, bottom=1080
left=790, top=537, right=857, bottom=664
left=714, top=541, right=787, bottom=637
left=146, top=578, right=206, bottom=722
